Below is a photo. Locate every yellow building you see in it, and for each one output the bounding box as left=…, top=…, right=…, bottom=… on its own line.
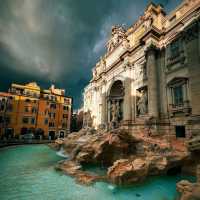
left=0, top=82, right=72, bottom=139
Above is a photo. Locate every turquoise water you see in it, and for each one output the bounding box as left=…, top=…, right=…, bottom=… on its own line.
left=0, top=145, right=195, bottom=200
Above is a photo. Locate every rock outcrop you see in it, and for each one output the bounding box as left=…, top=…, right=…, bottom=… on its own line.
left=55, top=128, right=192, bottom=186
left=57, top=129, right=141, bottom=166
left=107, top=151, right=189, bottom=185
left=56, top=160, right=106, bottom=185
left=107, top=158, right=148, bottom=185
left=177, top=165, right=200, bottom=200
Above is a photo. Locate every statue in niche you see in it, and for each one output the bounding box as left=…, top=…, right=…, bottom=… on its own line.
left=107, top=25, right=126, bottom=52
left=137, top=89, right=148, bottom=115
left=109, top=100, right=121, bottom=130
left=111, top=100, right=120, bottom=122
left=83, top=110, right=93, bottom=128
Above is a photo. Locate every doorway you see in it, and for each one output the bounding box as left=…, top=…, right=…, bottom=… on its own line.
left=49, top=131, right=55, bottom=140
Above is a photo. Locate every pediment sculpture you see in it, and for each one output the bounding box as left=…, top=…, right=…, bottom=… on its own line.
left=106, top=25, right=127, bottom=52
left=143, top=16, right=153, bottom=29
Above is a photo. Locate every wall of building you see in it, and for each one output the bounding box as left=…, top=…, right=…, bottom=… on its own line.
left=0, top=82, right=72, bottom=139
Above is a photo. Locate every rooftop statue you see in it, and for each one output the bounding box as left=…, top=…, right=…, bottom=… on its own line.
left=106, top=25, right=127, bottom=52
left=100, top=56, right=106, bottom=72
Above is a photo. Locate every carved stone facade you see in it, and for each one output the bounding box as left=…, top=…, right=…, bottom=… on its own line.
left=83, top=0, right=200, bottom=140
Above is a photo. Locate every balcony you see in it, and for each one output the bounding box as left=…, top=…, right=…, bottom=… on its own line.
left=169, top=100, right=191, bottom=117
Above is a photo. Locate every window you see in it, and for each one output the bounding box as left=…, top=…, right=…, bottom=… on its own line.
left=44, top=118, right=48, bottom=125
left=25, top=98, right=31, bottom=103
left=50, top=103, right=56, bottom=109
left=173, top=85, right=183, bottom=106
left=64, top=98, right=70, bottom=104
left=31, top=118, right=35, bottom=124
left=170, top=39, right=180, bottom=59
left=45, top=109, right=48, bottom=115
left=7, top=104, right=13, bottom=112
left=63, top=114, right=68, bottom=118
left=62, top=123, right=67, bottom=128
left=5, top=117, right=10, bottom=124
left=168, top=77, right=191, bottom=116
left=168, top=78, right=188, bottom=107
left=0, top=116, right=3, bottom=123
left=22, top=117, right=29, bottom=124
left=49, top=122, right=55, bottom=127
left=25, top=107, right=29, bottom=112
left=0, top=105, right=5, bottom=111
left=63, top=106, right=69, bottom=111
left=32, top=107, right=37, bottom=113
left=49, top=112, right=55, bottom=118
left=33, top=93, right=38, bottom=98
left=50, top=96, right=56, bottom=101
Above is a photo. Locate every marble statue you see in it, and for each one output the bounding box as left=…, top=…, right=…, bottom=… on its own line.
left=83, top=110, right=93, bottom=128
left=144, top=16, right=153, bottom=29
left=137, top=90, right=148, bottom=115
left=107, top=25, right=126, bottom=52
left=100, top=56, right=106, bottom=71
left=111, top=100, right=120, bottom=122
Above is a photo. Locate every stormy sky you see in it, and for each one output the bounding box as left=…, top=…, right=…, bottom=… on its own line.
left=0, top=0, right=181, bottom=108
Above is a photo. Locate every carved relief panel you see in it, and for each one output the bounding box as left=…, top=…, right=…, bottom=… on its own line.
left=106, top=25, right=127, bottom=53
left=135, top=62, right=147, bottom=81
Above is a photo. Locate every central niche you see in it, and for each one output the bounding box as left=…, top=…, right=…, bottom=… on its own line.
left=108, top=80, right=124, bottom=123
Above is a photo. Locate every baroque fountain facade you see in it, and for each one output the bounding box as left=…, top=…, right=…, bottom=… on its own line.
left=83, top=0, right=200, bottom=146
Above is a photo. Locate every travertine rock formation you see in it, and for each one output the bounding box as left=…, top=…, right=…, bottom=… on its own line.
left=55, top=128, right=191, bottom=185
left=56, top=160, right=106, bottom=185
left=56, top=129, right=140, bottom=166
left=177, top=165, right=200, bottom=200
left=107, top=152, right=189, bottom=185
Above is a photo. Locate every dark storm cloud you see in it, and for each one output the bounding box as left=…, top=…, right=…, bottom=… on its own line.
left=0, top=0, right=181, bottom=108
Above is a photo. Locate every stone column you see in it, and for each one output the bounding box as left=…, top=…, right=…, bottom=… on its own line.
left=146, top=46, right=159, bottom=118
left=101, top=92, right=107, bottom=125
left=123, top=78, right=132, bottom=121
left=131, top=66, right=135, bottom=122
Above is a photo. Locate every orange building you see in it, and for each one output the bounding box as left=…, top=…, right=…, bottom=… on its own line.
left=0, top=82, right=72, bottom=140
